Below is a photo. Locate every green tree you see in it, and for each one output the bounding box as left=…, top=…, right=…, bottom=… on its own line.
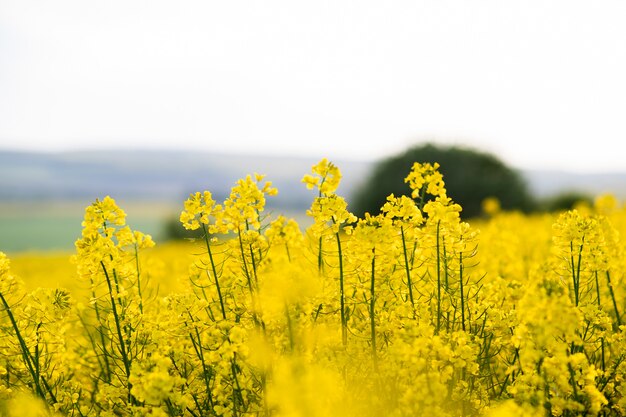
left=540, top=191, right=592, bottom=212
left=351, top=143, right=536, bottom=219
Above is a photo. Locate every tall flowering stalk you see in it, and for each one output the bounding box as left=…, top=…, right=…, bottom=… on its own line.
left=303, top=159, right=356, bottom=346
left=346, top=213, right=395, bottom=371
left=180, top=191, right=229, bottom=320
left=404, top=162, right=477, bottom=333
left=381, top=194, right=423, bottom=310
left=73, top=196, right=154, bottom=409
left=180, top=184, right=276, bottom=416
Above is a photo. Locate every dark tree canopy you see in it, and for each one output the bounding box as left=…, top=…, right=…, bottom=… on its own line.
left=540, top=191, right=593, bottom=212
left=350, top=143, right=536, bottom=219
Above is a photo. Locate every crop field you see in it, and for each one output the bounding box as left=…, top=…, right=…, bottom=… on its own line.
left=0, top=201, right=178, bottom=253
left=2, top=159, right=626, bottom=416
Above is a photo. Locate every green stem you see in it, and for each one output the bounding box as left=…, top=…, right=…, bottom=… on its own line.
left=34, top=323, right=41, bottom=393
left=595, top=271, right=601, bottom=305
left=418, top=186, right=427, bottom=211
left=442, top=236, right=450, bottom=332
left=285, top=243, right=292, bottom=263
left=370, top=248, right=378, bottom=371
left=318, top=235, right=323, bottom=273
left=100, top=261, right=134, bottom=403
left=335, top=230, right=347, bottom=346
left=0, top=291, right=54, bottom=403
left=400, top=225, right=414, bottom=307
left=249, top=243, right=259, bottom=291
left=436, top=220, right=442, bottom=334
left=601, top=337, right=606, bottom=373
left=570, top=242, right=578, bottom=306
left=133, top=244, right=144, bottom=315
left=202, top=224, right=227, bottom=320
left=88, top=277, right=112, bottom=383
left=570, top=238, right=584, bottom=306
left=285, top=304, right=295, bottom=352
left=315, top=191, right=325, bottom=273
left=237, top=231, right=253, bottom=295
left=567, top=361, right=580, bottom=405
left=186, top=313, right=215, bottom=411
left=459, top=252, right=466, bottom=332
left=230, top=356, right=243, bottom=417
left=237, top=227, right=264, bottom=331
left=606, top=271, right=622, bottom=327
left=246, top=219, right=260, bottom=291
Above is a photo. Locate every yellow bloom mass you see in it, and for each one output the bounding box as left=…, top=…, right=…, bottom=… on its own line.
left=2, top=159, right=626, bottom=417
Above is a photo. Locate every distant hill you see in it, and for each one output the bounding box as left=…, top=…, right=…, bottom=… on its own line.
left=2, top=150, right=626, bottom=207
left=3, top=150, right=626, bottom=252
left=522, top=169, right=626, bottom=199
left=0, top=150, right=371, bottom=210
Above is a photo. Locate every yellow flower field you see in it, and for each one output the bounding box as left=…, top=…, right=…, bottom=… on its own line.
left=2, top=159, right=626, bottom=417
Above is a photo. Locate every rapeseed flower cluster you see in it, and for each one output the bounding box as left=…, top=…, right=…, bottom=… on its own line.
left=3, top=161, right=626, bottom=416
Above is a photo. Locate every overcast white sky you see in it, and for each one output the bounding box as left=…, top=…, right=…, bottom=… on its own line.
left=1, top=1, right=625, bottom=172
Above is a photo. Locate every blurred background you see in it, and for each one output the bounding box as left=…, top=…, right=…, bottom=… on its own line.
left=1, top=1, right=626, bottom=252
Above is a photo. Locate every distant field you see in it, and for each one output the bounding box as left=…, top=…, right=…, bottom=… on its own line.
left=0, top=199, right=312, bottom=253
left=0, top=200, right=179, bottom=253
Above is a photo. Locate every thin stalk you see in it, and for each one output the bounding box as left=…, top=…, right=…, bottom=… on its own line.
left=110, top=261, right=124, bottom=312
left=318, top=235, right=324, bottom=273
left=570, top=238, right=584, bottom=306
left=442, top=236, right=450, bottom=332
left=111, top=265, right=135, bottom=366
left=249, top=244, right=259, bottom=291
left=202, top=224, right=227, bottom=320
left=481, top=332, right=494, bottom=390
left=575, top=239, right=584, bottom=305
left=164, top=399, right=177, bottom=416
left=400, top=225, right=414, bottom=307
left=459, top=252, right=466, bottom=332
left=606, top=271, right=622, bottom=326
left=567, top=361, right=580, bottom=405
left=246, top=219, right=260, bottom=291
left=443, top=236, right=449, bottom=291
left=410, top=240, right=418, bottom=270
left=498, top=347, right=520, bottom=396
left=169, top=356, right=205, bottom=417
left=186, top=314, right=215, bottom=411
left=230, top=357, right=243, bottom=417
left=417, top=186, right=427, bottom=211
left=237, top=231, right=254, bottom=295
left=237, top=227, right=265, bottom=331
left=594, top=273, right=607, bottom=371
left=285, top=304, right=295, bottom=352
left=436, top=220, right=442, bottom=334
left=133, top=244, right=144, bottom=315
left=543, top=369, right=552, bottom=417
left=77, top=311, right=110, bottom=383
left=316, top=190, right=324, bottom=273
left=261, top=372, right=270, bottom=417
left=88, top=277, right=112, bottom=382
left=598, top=354, right=625, bottom=392
left=73, top=391, right=87, bottom=417
left=34, top=323, right=41, bottom=395
left=0, top=291, right=56, bottom=403
left=335, top=229, right=347, bottom=346
left=570, top=242, right=578, bottom=306
left=100, top=261, right=134, bottom=403
left=370, top=248, right=378, bottom=371
left=601, top=337, right=606, bottom=373
left=285, top=243, right=292, bottom=263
